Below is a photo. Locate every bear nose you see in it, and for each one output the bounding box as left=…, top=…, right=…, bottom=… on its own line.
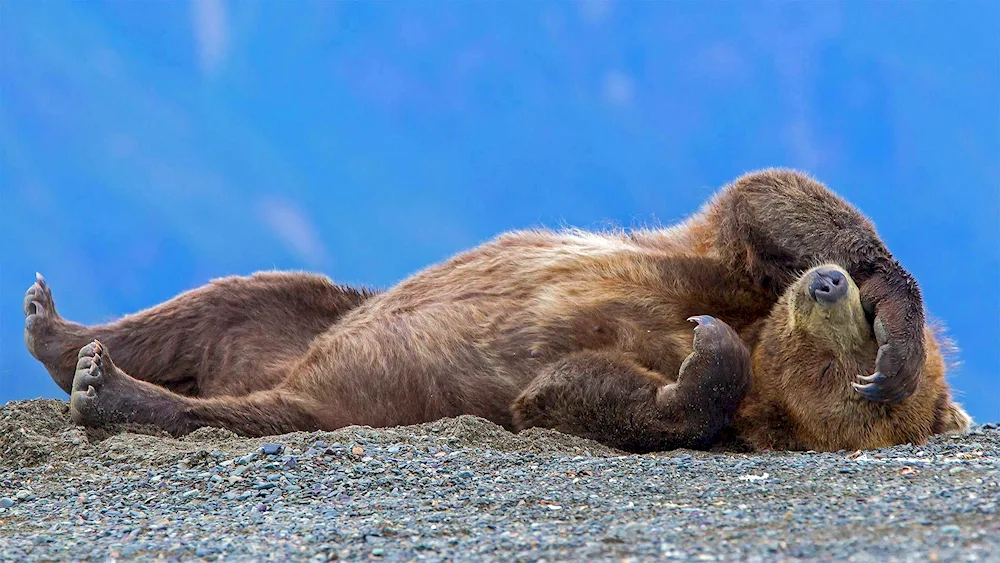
left=807, top=268, right=848, bottom=304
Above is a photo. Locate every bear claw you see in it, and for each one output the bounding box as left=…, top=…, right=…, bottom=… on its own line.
left=74, top=341, right=107, bottom=391
left=687, top=315, right=715, bottom=326
left=24, top=274, right=56, bottom=321
left=855, top=372, right=886, bottom=385
left=687, top=315, right=720, bottom=342
left=854, top=368, right=888, bottom=401
left=853, top=336, right=918, bottom=404
left=686, top=315, right=737, bottom=353
left=70, top=340, right=124, bottom=426
left=683, top=314, right=747, bottom=365
left=24, top=272, right=68, bottom=365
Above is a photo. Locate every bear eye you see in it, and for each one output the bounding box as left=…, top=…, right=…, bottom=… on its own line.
left=822, top=360, right=835, bottom=379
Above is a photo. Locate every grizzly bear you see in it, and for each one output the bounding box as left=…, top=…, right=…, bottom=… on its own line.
left=22, top=169, right=971, bottom=453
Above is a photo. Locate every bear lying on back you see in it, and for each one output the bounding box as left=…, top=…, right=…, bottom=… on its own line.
left=23, top=169, right=971, bottom=452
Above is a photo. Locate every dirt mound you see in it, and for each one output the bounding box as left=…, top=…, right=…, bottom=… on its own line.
left=0, top=399, right=619, bottom=471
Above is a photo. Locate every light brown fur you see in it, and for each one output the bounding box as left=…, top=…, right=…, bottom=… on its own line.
left=23, top=169, right=971, bottom=452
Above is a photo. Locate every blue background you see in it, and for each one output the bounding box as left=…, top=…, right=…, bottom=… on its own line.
left=2, top=1, right=997, bottom=423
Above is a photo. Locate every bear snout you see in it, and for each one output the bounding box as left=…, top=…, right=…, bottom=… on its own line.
left=807, top=267, right=848, bottom=304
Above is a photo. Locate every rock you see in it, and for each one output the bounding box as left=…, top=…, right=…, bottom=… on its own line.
left=261, top=443, right=283, bottom=455
left=150, top=519, right=170, bottom=531
left=0, top=498, right=14, bottom=509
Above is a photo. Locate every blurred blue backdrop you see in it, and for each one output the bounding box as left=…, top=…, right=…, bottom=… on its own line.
left=1, top=1, right=997, bottom=422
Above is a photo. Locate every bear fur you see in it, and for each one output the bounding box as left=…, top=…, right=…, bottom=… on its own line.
left=23, top=169, right=971, bottom=452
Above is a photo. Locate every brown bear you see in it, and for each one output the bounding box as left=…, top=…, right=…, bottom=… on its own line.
left=22, top=169, right=971, bottom=453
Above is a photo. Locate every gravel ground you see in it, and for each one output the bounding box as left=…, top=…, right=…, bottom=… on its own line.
left=1, top=399, right=997, bottom=562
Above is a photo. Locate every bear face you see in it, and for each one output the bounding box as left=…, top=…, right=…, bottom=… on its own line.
left=737, top=264, right=971, bottom=452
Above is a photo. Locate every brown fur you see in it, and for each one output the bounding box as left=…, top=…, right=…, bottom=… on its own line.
left=23, top=169, right=971, bottom=452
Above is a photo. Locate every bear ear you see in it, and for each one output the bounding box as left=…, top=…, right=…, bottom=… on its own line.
left=935, top=401, right=972, bottom=435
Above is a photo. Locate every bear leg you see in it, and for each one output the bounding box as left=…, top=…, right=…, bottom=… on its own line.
left=70, top=339, right=320, bottom=437
left=24, top=271, right=375, bottom=398
left=510, top=315, right=751, bottom=453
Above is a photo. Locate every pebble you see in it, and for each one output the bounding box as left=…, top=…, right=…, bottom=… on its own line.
left=0, top=498, right=14, bottom=509
left=150, top=519, right=170, bottom=530
left=261, top=443, right=283, bottom=455
left=1, top=400, right=998, bottom=562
